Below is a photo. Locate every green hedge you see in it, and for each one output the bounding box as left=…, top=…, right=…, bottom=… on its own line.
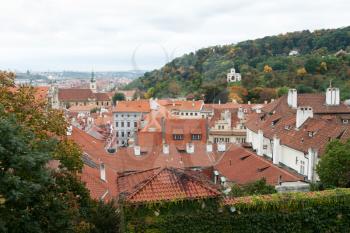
left=122, top=189, right=350, bottom=233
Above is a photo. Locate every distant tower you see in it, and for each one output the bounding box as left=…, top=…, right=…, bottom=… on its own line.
left=90, top=70, right=97, bottom=93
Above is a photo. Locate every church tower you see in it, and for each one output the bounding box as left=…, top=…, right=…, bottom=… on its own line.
left=90, top=70, right=97, bottom=93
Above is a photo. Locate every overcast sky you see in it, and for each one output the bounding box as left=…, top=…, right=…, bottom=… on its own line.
left=0, top=0, right=349, bottom=72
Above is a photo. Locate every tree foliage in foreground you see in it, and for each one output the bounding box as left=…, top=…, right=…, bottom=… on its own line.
left=0, top=71, right=119, bottom=233
left=229, top=178, right=277, bottom=197
left=316, top=139, right=350, bottom=188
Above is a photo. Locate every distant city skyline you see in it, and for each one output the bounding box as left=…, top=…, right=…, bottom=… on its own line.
left=0, top=0, right=349, bottom=72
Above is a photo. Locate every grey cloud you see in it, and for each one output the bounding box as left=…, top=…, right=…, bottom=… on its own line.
left=0, top=0, right=349, bottom=71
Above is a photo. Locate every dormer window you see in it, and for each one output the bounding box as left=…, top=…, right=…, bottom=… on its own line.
left=284, top=125, right=291, bottom=130
left=191, top=134, right=201, bottom=140
left=343, top=119, right=349, bottom=124
left=308, top=131, right=317, bottom=137
left=173, top=134, right=183, bottom=140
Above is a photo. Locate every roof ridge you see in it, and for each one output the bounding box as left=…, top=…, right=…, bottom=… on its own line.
left=118, top=167, right=161, bottom=177
left=170, top=168, right=221, bottom=195
left=125, top=167, right=165, bottom=201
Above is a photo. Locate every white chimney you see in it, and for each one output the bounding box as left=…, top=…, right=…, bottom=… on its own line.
left=206, top=143, right=213, bottom=152
left=307, top=148, right=317, bottom=181
left=134, top=145, right=141, bottom=156
left=257, top=130, right=264, bottom=156
left=186, top=143, right=194, bottom=154
left=163, top=144, right=169, bottom=154
left=66, top=125, right=73, bottom=136
left=326, top=87, right=340, bottom=105
left=287, top=89, right=298, bottom=108
left=100, top=163, right=106, bottom=181
left=272, top=136, right=281, bottom=165
left=213, top=170, right=219, bottom=184
left=217, top=142, right=226, bottom=152
left=237, top=107, right=244, bottom=120
left=296, top=107, right=313, bottom=128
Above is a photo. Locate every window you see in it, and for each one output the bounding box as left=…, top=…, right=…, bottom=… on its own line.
left=195, top=113, right=198, bottom=116
left=116, top=122, right=119, bottom=127
left=127, top=122, right=130, bottom=127
left=300, top=161, right=305, bottom=175
left=121, top=122, right=124, bottom=127
left=173, top=134, right=183, bottom=140
left=225, top=138, right=230, bottom=143
left=127, top=132, right=130, bottom=137
left=295, top=157, right=298, bottom=165
left=116, top=132, right=119, bottom=137
left=186, top=113, right=189, bottom=116
left=191, top=134, right=201, bottom=140
left=121, top=132, right=125, bottom=137
left=134, top=122, right=137, bottom=127
left=190, top=112, right=193, bottom=116
left=181, top=112, right=184, bottom=115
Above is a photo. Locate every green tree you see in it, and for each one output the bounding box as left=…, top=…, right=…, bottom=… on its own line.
left=0, top=109, right=81, bottom=232
left=316, top=140, right=350, bottom=187
left=229, top=178, right=277, bottom=197
left=112, top=92, right=126, bottom=104
left=277, top=86, right=289, bottom=97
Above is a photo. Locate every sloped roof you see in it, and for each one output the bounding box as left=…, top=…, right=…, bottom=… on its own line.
left=214, top=146, right=303, bottom=185
left=94, top=92, right=111, bottom=101
left=113, top=100, right=150, bottom=113
left=158, top=100, right=204, bottom=111
left=80, top=164, right=118, bottom=201
left=262, top=94, right=350, bottom=115
left=246, top=111, right=348, bottom=155
left=58, top=88, right=95, bottom=101
left=117, top=167, right=220, bottom=204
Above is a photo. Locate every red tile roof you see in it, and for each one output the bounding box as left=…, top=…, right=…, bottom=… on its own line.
left=164, top=118, right=207, bottom=144
left=95, top=93, right=111, bottom=101
left=262, top=94, right=350, bottom=115
left=58, top=88, right=111, bottom=102
left=69, top=127, right=222, bottom=173
left=158, top=100, right=204, bottom=111
left=80, top=164, right=118, bottom=201
left=58, top=89, right=95, bottom=101
left=117, top=167, right=220, bottom=204
left=113, top=100, right=150, bottom=113
left=246, top=111, right=348, bottom=155
left=214, top=145, right=303, bottom=185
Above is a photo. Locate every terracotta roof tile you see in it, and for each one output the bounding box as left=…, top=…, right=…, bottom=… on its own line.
left=214, top=146, right=303, bottom=185
left=113, top=100, right=150, bottom=113
left=117, top=167, right=220, bottom=203
left=58, top=88, right=95, bottom=101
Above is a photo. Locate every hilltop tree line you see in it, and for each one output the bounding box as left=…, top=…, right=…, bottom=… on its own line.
left=127, top=26, right=350, bottom=103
